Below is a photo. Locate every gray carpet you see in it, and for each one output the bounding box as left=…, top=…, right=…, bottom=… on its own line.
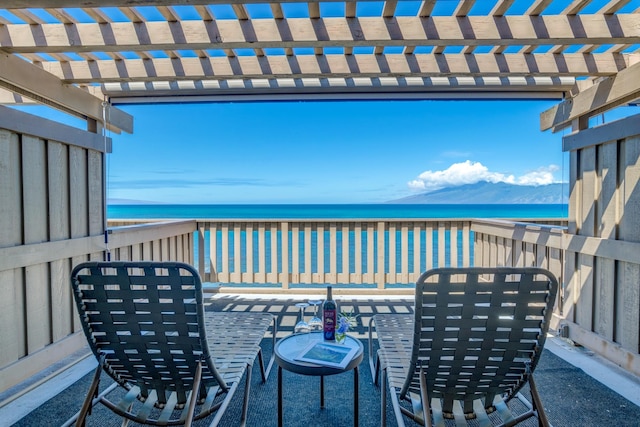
left=12, top=297, right=640, bottom=426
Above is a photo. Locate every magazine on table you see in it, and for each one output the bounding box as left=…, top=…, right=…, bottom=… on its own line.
left=294, top=340, right=358, bottom=369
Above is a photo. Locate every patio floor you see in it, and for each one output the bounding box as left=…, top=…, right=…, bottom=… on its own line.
left=4, top=294, right=640, bottom=427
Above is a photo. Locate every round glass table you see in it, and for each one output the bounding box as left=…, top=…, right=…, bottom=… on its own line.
left=274, top=331, right=363, bottom=427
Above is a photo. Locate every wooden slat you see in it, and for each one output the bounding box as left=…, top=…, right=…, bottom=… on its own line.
left=491, top=0, right=516, bottom=16
left=244, top=223, right=254, bottom=283
left=365, top=223, right=374, bottom=283
left=418, top=0, right=436, bottom=17
left=302, top=223, right=312, bottom=283
left=598, top=0, right=633, bottom=14
left=526, top=0, right=554, bottom=15
left=37, top=53, right=628, bottom=84
left=541, top=61, right=640, bottom=132
left=562, top=0, right=594, bottom=15
left=388, top=222, right=397, bottom=281
left=0, top=53, right=133, bottom=134
left=454, top=0, right=476, bottom=17
left=82, top=7, right=111, bottom=23
left=5, top=15, right=638, bottom=53
left=0, top=129, right=25, bottom=367
left=22, top=135, right=50, bottom=353
left=47, top=141, right=72, bottom=342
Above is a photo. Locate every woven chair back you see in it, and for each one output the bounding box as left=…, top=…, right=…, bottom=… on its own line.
left=71, top=261, right=225, bottom=405
left=401, top=267, right=558, bottom=413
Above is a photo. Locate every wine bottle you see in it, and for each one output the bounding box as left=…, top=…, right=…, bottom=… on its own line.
left=323, top=286, right=337, bottom=341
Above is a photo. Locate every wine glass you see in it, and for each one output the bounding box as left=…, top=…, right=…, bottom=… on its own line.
left=308, top=298, right=323, bottom=331
left=294, top=302, right=310, bottom=334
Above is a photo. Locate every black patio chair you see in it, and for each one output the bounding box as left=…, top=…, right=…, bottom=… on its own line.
left=70, top=261, right=275, bottom=426
left=369, top=267, right=558, bottom=427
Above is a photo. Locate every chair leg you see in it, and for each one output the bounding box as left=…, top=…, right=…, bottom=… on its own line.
left=528, top=374, right=550, bottom=427
left=240, top=364, right=253, bottom=427
left=257, top=348, right=267, bottom=382
left=184, top=361, right=203, bottom=427
left=77, top=363, right=103, bottom=427
left=381, top=368, right=387, bottom=427
left=418, top=367, right=433, bottom=427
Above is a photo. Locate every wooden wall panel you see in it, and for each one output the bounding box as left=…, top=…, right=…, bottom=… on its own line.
left=0, top=111, right=108, bottom=391
left=88, top=150, right=104, bottom=236
left=22, top=135, right=51, bottom=353
left=617, top=136, right=640, bottom=351
left=69, top=146, right=88, bottom=239
left=0, top=129, right=25, bottom=366
left=594, top=141, right=618, bottom=341
left=48, top=141, right=73, bottom=342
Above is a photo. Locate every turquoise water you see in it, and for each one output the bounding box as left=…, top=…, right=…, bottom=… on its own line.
left=108, top=203, right=568, bottom=219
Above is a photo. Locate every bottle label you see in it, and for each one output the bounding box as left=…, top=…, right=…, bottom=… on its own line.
left=323, top=309, right=336, bottom=340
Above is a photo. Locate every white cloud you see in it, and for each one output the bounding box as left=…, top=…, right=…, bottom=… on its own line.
left=516, top=165, right=559, bottom=185
left=408, top=161, right=559, bottom=192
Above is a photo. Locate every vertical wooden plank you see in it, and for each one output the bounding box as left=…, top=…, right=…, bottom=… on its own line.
left=48, top=140, right=73, bottom=343
left=426, top=223, right=434, bottom=270
left=376, top=221, right=385, bottom=289
left=142, top=241, right=152, bottom=260
left=354, top=222, right=362, bottom=284
left=617, top=136, right=640, bottom=352
left=270, top=223, right=280, bottom=286
left=303, top=223, right=312, bottom=283
left=256, top=222, right=265, bottom=283
left=400, top=222, right=409, bottom=283
left=580, top=146, right=597, bottom=237
left=576, top=146, right=597, bottom=332
left=594, top=141, right=617, bottom=341
left=291, top=222, right=299, bottom=283
left=0, top=129, right=26, bottom=366
left=197, top=223, right=205, bottom=278
left=328, top=222, right=337, bottom=284
left=231, top=223, right=241, bottom=283
left=462, top=221, right=470, bottom=267
left=49, top=145, right=77, bottom=339
left=549, top=247, right=563, bottom=313
left=317, top=223, right=325, bottom=283
left=450, top=222, right=458, bottom=268
left=366, top=223, right=374, bottom=283
left=87, top=150, right=104, bottom=237
left=388, top=222, right=396, bottom=283
left=339, top=223, right=349, bottom=284
left=563, top=249, right=578, bottom=323
left=525, top=242, right=535, bottom=266
left=413, top=223, right=422, bottom=278
left=69, top=146, right=88, bottom=239
left=220, top=223, right=229, bottom=282
left=437, top=222, right=446, bottom=268
left=245, top=223, right=254, bottom=283
left=22, top=135, right=51, bottom=353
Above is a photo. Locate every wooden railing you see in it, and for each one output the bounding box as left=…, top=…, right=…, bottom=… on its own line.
left=193, top=219, right=473, bottom=290
left=472, top=219, right=566, bottom=312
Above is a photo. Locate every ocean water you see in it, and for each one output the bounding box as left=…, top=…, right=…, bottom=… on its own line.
left=107, top=203, right=568, bottom=219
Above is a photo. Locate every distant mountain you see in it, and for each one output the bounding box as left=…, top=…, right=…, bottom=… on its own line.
left=390, top=182, right=567, bottom=204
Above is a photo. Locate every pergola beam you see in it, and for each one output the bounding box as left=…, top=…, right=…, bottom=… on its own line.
left=540, top=60, right=640, bottom=131
left=36, top=53, right=631, bottom=83
left=0, top=53, right=133, bottom=133
left=0, top=15, right=638, bottom=53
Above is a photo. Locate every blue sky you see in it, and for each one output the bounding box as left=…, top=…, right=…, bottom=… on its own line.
left=105, top=99, right=567, bottom=204
left=20, top=99, right=637, bottom=204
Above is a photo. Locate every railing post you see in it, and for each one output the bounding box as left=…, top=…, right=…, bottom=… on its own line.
left=281, top=222, right=289, bottom=290
left=377, top=221, right=385, bottom=289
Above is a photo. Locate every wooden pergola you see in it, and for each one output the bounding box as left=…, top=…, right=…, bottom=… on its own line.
left=0, top=0, right=638, bottom=133
left=1, top=0, right=640, bottom=394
